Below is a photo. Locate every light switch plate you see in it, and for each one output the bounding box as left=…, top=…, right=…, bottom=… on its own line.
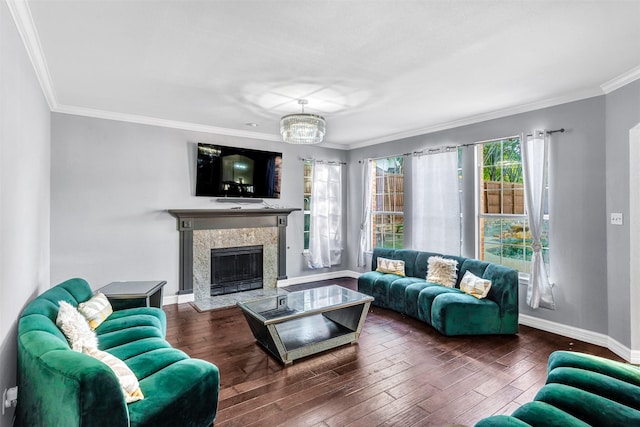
left=611, top=213, right=623, bottom=225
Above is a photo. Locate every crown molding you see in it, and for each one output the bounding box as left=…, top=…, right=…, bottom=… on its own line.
left=601, top=64, right=640, bottom=94
left=53, top=104, right=349, bottom=149
left=54, top=104, right=283, bottom=142
left=6, top=0, right=57, bottom=109
left=346, top=87, right=604, bottom=150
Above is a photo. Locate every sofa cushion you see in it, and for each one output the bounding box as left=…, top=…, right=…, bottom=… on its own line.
left=388, top=277, right=427, bottom=313
left=534, top=383, right=640, bottom=426
left=128, top=359, right=220, bottom=427
left=96, top=311, right=165, bottom=336
left=370, top=274, right=400, bottom=309
left=78, top=292, right=113, bottom=330
left=56, top=301, right=99, bottom=352
left=474, top=414, right=532, bottom=427
left=430, top=292, right=501, bottom=335
left=426, top=256, right=458, bottom=288
left=403, top=281, right=435, bottom=319
left=416, top=285, right=461, bottom=323
left=547, top=351, right=640, bottom=387
left=125, top=348, right=190, bottom=380
left=510, top=401, right=590, bottom=427
left=357, top=271, right=382, bottom=298
left=547, top=366, right=640, bottom=411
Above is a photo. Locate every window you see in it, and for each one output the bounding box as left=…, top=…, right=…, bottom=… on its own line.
left=303, top=160, right=312, bottom=251
left=370, top=156, right=404, bottom=249
left=478, top=137, right=549, bottom=274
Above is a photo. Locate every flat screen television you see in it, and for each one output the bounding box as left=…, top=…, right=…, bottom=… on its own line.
left=195, top=143, right=282, bottom=199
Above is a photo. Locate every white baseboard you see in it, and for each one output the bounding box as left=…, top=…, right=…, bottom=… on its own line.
left=519, top=314, right=640, bottom=363
left=277, top=270, right=360, bottom=287
left=163, top=293, right=194, bottom=306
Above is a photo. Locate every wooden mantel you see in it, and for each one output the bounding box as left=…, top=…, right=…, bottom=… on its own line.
left=168, top=208, right=300, bottom=294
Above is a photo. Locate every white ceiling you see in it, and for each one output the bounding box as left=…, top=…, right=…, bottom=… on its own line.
left=12, top=0, right=640, bottom=149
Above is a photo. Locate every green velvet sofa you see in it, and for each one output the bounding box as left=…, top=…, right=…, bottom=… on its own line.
left=358, top=248, right=518, bottom=336
left=16, top=278, right=220, bottom=427
left=476, top=350, right=640, bottom=426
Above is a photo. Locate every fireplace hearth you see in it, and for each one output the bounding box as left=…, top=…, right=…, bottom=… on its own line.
left=210, top=245, right=263, bottom=296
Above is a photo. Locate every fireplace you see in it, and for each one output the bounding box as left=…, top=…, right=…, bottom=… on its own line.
left=167, top=208, right=299, bottom=302
left=210, top=245, right=263, bottom=296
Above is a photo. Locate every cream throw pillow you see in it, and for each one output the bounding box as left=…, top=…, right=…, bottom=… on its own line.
left=459, top=271, right=492, bottom=299
left=426, top=256, right=458, bottom=288
left=78, top=292, right=113, bottom=330
left=84, top=347, right=144, bottom=403
left=376, top=257, right=406, bottom=276
left=56, top=301, right=99, bottom=352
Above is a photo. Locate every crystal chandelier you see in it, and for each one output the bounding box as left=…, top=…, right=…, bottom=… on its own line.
left=280, top=99, right=326, bottom=145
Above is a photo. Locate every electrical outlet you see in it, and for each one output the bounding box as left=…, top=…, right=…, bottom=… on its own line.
left=2, top=386, right=18, bottom=415
left=611, top=213, right=623, bottom=226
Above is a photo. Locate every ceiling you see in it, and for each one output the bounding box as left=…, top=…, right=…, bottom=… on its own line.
left=12, top=1, right=640, bottom=149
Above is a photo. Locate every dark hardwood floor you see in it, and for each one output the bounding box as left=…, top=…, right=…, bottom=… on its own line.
left=164, top=278, right=625, bottom=427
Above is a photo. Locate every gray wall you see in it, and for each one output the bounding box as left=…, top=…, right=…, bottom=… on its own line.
left=347, top=96, right=609, bottom=335
left=50, top=114, right=349, bottom=296
left=605, top=79, right=640, bottom=347
left=0, top=1, right=51, bottom=425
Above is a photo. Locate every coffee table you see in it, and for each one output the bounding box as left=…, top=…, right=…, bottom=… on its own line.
left=237, top=285, right=374, bottom=365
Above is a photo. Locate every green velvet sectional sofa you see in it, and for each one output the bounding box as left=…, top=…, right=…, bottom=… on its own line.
left=16, top=278, right=220, bottom=427
left=358, top=248, right=519, bottom=336
left=476, top=350, right=640, bottom=426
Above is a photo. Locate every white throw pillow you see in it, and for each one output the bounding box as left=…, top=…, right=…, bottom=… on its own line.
left=426, top=256, right=458, bottom=288
left=78, top=292, right=113, bottom=330
left=459, top=271, right=492, bottom=299
left=84, top=347, right=144, bottom=403
left=56, top=301, right=99, bottom=352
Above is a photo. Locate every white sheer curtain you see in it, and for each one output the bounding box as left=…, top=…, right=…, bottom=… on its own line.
left=521, top=131, right=555, bottom=310
left=308, top=161, right=342, bottom=269
left=411, top=150, right=461, bottom=254
left=357, top=159, right=373, bottom=267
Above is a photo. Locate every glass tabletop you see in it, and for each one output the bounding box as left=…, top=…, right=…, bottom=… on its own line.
left=237, top=285, right=373, bottom=323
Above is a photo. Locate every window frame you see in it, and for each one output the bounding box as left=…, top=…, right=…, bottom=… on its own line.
left=303, top=160, right=312, bottom=252
left=368, top=156, right=405, bottom=251
left=475, top=136, right=549, bottom=279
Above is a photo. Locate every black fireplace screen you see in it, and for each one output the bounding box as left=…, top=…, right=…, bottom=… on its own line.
left=210, top=245, right=263, bottom=296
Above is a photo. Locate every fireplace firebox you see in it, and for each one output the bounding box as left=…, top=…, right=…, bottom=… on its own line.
left=210, top=245, right=263, bottom=296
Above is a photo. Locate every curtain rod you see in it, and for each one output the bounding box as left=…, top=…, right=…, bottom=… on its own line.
left=299, top=157, right=347, bottom=165
left=360, top=128, right=565, bottom=162
left=405, top=128, right=566, bottom=157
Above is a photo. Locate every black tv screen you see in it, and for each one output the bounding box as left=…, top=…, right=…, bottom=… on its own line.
left=195, top=143, right=282, bottom=198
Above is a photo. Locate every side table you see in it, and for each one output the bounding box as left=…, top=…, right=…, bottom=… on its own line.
left=99, top=280, right=167, bottom=310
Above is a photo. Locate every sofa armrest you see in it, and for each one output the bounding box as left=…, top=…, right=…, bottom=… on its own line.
left=17, top=347, right=129, bottom=427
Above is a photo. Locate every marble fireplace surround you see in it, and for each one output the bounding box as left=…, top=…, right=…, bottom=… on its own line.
left=193, top=228, right=276, bottom=301
left=168, top=208, right=299, bottom=299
